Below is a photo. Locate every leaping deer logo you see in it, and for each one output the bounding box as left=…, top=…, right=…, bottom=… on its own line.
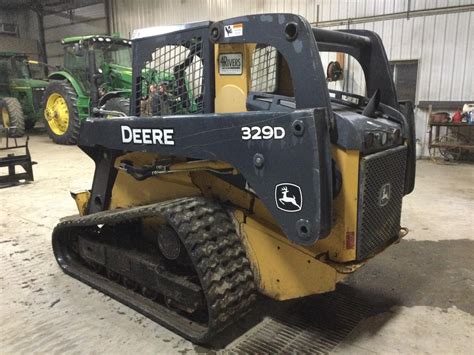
left=275, top=183, right=302, bottom=212
left=378, top=183, right=391, bottom=207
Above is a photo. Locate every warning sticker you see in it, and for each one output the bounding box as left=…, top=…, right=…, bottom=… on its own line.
left=219, top=53, right=243, bottom=75
left=224, top=23, right=243, bottom=38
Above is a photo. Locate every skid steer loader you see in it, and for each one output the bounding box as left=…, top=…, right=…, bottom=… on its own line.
left=52, top=14, right=416, bottom=343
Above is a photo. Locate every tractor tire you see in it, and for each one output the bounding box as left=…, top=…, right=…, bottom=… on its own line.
left=43, top=80, right=80, bottom=145
left=0, top=97, right=25, bottom=137
left=103, top=97, right=130, bottom=116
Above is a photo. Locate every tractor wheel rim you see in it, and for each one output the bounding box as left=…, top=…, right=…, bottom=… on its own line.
left=1, top=107, right=10, bottom=128
left=45, top=93, right=69, bottom=135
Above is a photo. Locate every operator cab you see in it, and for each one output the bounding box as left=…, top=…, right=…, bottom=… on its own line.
left=61, top=35, right=132, bottom=96
left=0, top=53, right=33, bottom=83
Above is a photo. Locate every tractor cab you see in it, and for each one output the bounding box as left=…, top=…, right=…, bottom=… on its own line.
left=0, top=52, right=48, bottom=94
left=0, top=52, right=31, bottom=82
left=60, top=35, right=132, bottom=101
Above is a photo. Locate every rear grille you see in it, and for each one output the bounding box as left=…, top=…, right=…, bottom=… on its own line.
left=32, top=88, right=44, bottom=113
left=357, top=145, right=407, bottom=260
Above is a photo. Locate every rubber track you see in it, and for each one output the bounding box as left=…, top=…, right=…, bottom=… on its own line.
left=52, top=197, right=257, bottom=343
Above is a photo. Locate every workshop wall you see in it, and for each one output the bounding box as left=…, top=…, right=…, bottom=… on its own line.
left=0, top=8, right=40, bottom=58
left=44, top=2, right=108, bottom=67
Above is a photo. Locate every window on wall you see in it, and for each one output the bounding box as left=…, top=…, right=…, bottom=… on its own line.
left=389, top=60, right=418, bottom=103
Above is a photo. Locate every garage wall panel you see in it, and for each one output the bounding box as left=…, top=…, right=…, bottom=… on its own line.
left=43, top=3, right=106, bottom=28
left=0, top=36, right=39, bottom=58
left=0, top=8, right=39, bottom=41
left=43, top=2, right=107, bottom=67
left=45, top=19, right=107, bottom=43
left=0, top=8, right=39, bottom=57
left=111, top=0, right=471, bottom=33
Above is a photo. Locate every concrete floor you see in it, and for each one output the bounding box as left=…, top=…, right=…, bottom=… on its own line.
left=1, top=130, right=473, bottom=354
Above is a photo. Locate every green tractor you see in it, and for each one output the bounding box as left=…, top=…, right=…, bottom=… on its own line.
left=43, top=35, right=132, bottom=144
left=0, top=52, right=49, bottom=137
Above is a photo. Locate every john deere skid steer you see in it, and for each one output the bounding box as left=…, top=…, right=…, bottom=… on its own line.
left=52, top=14, right=416, bottom=343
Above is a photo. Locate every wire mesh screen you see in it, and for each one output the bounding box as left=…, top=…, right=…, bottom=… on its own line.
left=357, top=146, right=407, bottom=260
left=139, top=37, right=204, bottom=116
left=250, top=45, right=278, bottom=93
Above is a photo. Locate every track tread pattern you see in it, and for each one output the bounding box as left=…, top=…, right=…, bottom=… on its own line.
left=52, top=197, right=256, bottom=342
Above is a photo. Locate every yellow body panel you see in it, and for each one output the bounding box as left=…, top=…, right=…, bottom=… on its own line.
left=305, top=148, right=360, bottom=262
left=214, top=43, right=255, bottom=113
left=109, top=152, right=201, bottom=209
left=234, top=211, right=343, bottom=300
left=71, top=190, right=90, bottom=216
